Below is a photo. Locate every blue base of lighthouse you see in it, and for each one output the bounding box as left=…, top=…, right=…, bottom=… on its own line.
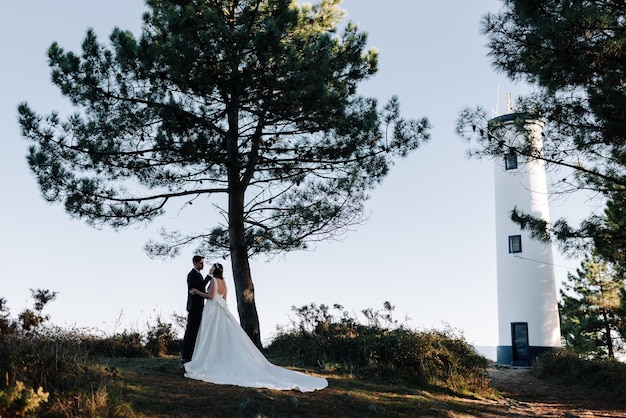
left=496, top=345, right=561, bottom=367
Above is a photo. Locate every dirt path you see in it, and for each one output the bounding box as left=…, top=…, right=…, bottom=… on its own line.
left=487, top=366, right=626, bottom=417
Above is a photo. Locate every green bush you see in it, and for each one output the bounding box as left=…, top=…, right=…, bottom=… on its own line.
left=0, top=292, right=141, bottom=417
left=532, top=350, right=626, bottom=396
left=0, top=328, right=130, bottom=417
left=145, top=316, right=179, bottom=357
left=0, top=380, right=49, bottom=418
left=81, top=331, right=151, bottom=358
left=266, top=303, right=491, bottom=395
left=1, top=329, right=92, bottom=391
left=78, top=316, right=180, bottom=358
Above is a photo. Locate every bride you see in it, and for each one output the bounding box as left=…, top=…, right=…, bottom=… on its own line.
left=183, top=263, right=328, bottom=392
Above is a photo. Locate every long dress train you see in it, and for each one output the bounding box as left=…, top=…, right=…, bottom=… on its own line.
left=184, top=292, right=328, bottom=392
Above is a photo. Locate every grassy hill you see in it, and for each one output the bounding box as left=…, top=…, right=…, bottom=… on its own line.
left=2, top=299, right=624, bottom=417
left=90, top=356, right=503, bottom=417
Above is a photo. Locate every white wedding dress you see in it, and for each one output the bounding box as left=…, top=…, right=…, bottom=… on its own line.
left=184, top=291, right=328, bottom=392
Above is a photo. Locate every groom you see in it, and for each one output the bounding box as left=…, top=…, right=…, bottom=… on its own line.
left=181, top=255, right=212, bottom=365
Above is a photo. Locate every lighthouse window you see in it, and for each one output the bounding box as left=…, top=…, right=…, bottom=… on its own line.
left=504, top=151, right=518, bottom=170
left=508, top=235, right=522, bottom=253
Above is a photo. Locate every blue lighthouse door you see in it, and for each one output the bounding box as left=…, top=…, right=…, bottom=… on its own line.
left=511, top=322, right=529, bottom=366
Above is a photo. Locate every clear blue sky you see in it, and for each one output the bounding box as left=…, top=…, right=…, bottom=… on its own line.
left=1, top=1, right=587, bottom=351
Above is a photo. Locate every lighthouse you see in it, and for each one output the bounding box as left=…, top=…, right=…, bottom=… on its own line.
left=490, top=112, right=562, bottom=366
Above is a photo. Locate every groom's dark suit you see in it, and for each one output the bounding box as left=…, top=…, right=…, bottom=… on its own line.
left=181, top=269, right=211, bottom=362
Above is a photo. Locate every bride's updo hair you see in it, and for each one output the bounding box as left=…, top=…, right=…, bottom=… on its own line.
left=212, top=263, right=224, bottom=278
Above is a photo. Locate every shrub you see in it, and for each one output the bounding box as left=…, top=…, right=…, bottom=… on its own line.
left=145, top=316, right=179, bottom=357
left=532, top=350, right=626, bottom=397
left=82, top=331, right=151, bottom=358
left=0, top=380, right=49, bottom=418
left=79, top=315, right=180, bottom=358
left=266, top=302, right=492, bottom=395
left=0, top=292, right=140, bottom=417
left=0, top=328, right=132, bottom=417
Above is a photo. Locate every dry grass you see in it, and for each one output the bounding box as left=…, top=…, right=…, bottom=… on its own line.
left=99, top=357, right=507, bottom=418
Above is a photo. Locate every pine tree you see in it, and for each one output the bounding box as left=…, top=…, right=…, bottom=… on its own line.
left=560, top=255, right=626, bottom=359
left=17, top=0, right=430, bottom=347
left=456, top=0, right=626, bottom=270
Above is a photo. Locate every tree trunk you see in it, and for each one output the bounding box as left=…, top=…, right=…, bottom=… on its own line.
left=227, top=161, right=262, bottom=349
left=224, top=50, right=262, bottom=349
left=601, top=310, right=614, bottom=359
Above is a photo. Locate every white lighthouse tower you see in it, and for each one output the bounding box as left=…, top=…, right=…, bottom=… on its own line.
left=490, top=112, right=562, bottom=366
